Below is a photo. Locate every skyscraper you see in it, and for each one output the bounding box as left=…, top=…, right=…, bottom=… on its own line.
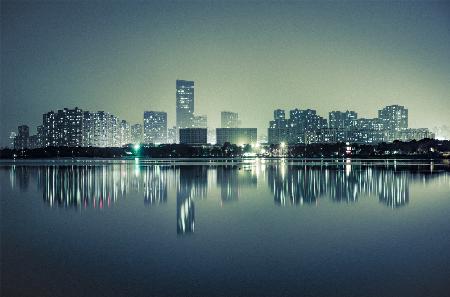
left=43, top=108, right=83, bottom=147
left=14, top=125, right=29, bottom=149
left=144, top=111, right=167, bottom=144
left=131, top=124, right=143, bottom=144
left=378, top=105, right=408, bottom=131
left=176, top=80, right=194, bottom=129
left=221, top=111, right=239, bottom=128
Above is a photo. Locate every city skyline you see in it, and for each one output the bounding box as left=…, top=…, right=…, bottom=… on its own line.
left=1, top=1, right=450, bottom=147
left=8, top=97, right=437, bottom=149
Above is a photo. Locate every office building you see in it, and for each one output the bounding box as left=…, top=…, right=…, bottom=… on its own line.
left=144, top=111, right=167, bottom=144
left=179, top=128, right=207, bottom=145
left=221, top=111, right=240, bottom=128
left=216, top=128, right=257, bottom=145
left=176, top=80, right=194, bottom=129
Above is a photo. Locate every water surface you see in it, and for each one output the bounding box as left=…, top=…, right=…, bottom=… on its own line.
left=1, top=159, right=450, bottom=297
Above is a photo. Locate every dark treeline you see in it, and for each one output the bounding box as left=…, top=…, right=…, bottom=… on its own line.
left=1, top=139, right=449, bottom=159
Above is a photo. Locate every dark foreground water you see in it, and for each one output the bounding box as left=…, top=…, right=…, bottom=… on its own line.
left=1, top=159, right=450, bottom=297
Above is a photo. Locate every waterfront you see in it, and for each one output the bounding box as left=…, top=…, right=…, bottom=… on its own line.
left=1, top=159, right=450, bottom=297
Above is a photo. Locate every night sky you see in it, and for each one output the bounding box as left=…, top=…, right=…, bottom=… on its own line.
left=1, top=0, right=449, bottom=146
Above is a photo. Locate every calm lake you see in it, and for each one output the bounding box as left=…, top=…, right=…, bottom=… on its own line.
left=1, top=159, right=450, bottom=297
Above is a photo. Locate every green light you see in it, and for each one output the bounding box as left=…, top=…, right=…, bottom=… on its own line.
left=133, top=144, right=141, bottom=151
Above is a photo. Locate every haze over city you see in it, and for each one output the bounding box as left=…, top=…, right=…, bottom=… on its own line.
left=1, top=0, right=450, bottom=147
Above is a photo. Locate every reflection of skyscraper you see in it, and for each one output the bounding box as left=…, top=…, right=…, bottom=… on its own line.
left=217, top=166, right=257, bottom=203
left=144, top=166, right=168, bottom=205
left=266, top=165, right=414, bottom=208
left=378, top=171, right=409, bottom=208
left=176, top=166, right=209, bottom=234
left=176, top=80, right=194, bottom=129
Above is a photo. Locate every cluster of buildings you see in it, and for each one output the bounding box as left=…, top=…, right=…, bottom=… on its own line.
left=10, top=79, right=434, bottom=150
left=268, top=105, right=433, bottom=144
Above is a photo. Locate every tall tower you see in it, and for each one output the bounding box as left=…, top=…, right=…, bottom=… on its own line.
left=176, top=80, right=194, bottom=129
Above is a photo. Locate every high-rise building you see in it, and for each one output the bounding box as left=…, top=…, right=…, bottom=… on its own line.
left=58, top=107, right=83, bottom=147
left=216, top=128, right=257, bottom=145
left=144, top=111, right=167, bottom=144
left=221, top=111, right=239, bottom=128
left=119, top=120, right=131, bottom=146
left=14, top=125, right=29, bottom=149
left=268, top=109, right=327, bottom=144
left=179, top=128, right=207, bottom=145
left=43, top=111, right=58, bottom=147
left=131, top=124, right=143, bottom=144
left=93, top=111, right=110, bottom=147
left=43, top=108, right=83, bottom=147
left=193, top=115, right=208, bottom=128
left=9, top=132, right=17, bottom=149
left=329, top=110, right=358, bottom=129
left=82, top=112, right=95, bottom=147
left=378, top=105, right=408, bottom=132
left=176, top=80, right=194, bottom=129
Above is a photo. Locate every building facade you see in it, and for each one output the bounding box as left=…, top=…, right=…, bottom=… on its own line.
left=144, top=111, right=167, bottom=144
left=216, top=128, right=257, bottom=145
left=179, top=128, right=207, bottom=145
left=176, top=80, right=194, bottom=129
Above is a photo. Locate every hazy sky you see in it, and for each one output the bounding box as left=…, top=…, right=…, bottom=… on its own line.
left=1, top=0, right=449, bottom=145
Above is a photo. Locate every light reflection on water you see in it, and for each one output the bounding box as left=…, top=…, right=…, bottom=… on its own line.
left=5, top=160, right=450, bottom=235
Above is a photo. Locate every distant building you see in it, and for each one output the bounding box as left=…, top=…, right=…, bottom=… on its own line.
left=144, top=111, right=167, bottom=144
left=179, top=128, right=207, bottom=145
left=131, top=124, right=143, bottom=144
left=9, top=132, right=16, bottom=149
left=274, top=109, right=285, bottom=121
left=14, top=125, right=29, bottom=149
left=193, top=115, right=207, bottom=128
left=167, top=126, right=177, bottom=144
left=378, top=105, right=408, bottom=132
left=207, top=128, right=216, bottom=144
left=268, top=108, right=327, bottom=144
left=119, top=120, right=131, bottom=146
left=82, top=112, right=95, bottom=147
left=221, top=111, right=240, bottom=128
left=216, top=128, right=257, bottom=145
left=42, top=108, right=83, bottom=147
left=329, top=110, right=358, bottom=129
left=387, top=128, right=434, bottom=142
left=176, top=80, right=194, bottom=129
left=28, top=135, right=40, bottom=149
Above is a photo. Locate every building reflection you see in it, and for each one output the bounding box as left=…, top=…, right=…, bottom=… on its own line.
left=5, top=162, right=448, bottom=214
left=176, top=166, right=208, bottom=234
left=143, top=166, right=168, bottom=205
left=217, top=166, right=257, bottom=203
left=267, top=164, right=442, bottom=208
